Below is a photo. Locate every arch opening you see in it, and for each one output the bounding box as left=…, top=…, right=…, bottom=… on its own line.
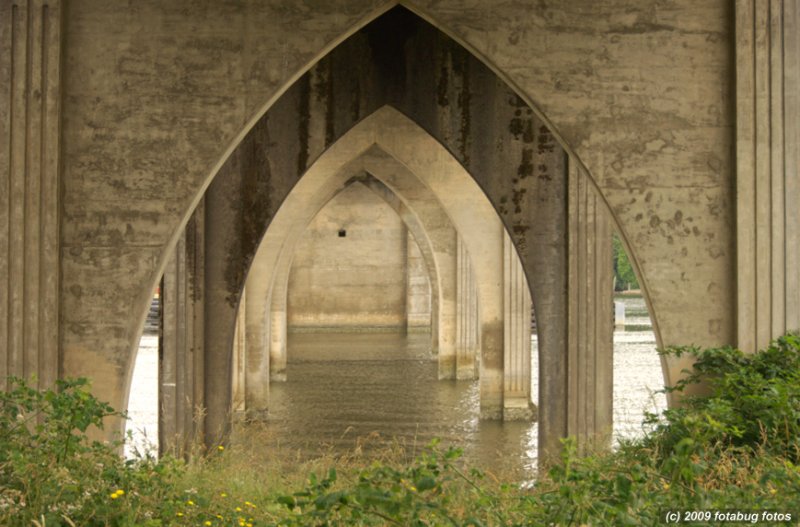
left=227, top=126, right=538, bottom=466
left=145, top=4, right=639, bottom=464
left=611, top=232, right=668, bottom=442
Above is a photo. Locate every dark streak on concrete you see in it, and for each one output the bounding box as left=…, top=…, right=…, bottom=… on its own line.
left=297, top=74, right=311, bottom=175
left=185, top=213, right=202, bottom=302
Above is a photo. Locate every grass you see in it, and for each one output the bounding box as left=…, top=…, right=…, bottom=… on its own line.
left=3, top=333, right=800, bottom=525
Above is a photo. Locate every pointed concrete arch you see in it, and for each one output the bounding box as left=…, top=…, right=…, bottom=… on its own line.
left=232, top=174, right=443, bottom=415
left=233, top=140, right=486, bottom=408
left=156, top=8, right=615, bottom=457
left=235, top=168, right=448, bottom=397
left=222, top=107, right=538, bottom=436
left=255, top=146, right=486, bottom=384
left=41, top=1, right=745, bottom=466
left=266, top=173, right=449, bottom=378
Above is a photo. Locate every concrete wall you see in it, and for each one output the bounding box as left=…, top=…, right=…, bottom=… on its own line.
left=5, top=0, right=794, bottom=453
left=47, top=4, right=738, bottom=423
left=287, top=183, right=410, bottom=331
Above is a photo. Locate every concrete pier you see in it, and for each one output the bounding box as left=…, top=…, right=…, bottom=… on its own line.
left=4, top=1, right=796, bottom=463
left=158, top=208, right=205, bottom=455
left=503, top=230, right=535, bottom=420
left=0, top=0, right=61, bottom=393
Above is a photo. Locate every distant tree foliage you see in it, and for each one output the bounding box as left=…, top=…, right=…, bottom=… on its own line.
left=613, top=233, right=639, bottom=291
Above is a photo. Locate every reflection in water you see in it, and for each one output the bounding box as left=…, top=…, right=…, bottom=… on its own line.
left=126, top=295, right=666, bottom=477
left=258, top=332, right=538, bottom=477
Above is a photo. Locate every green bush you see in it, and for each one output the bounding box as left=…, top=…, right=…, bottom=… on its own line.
left=646, top=333, right=800, bottom=461
left=0, top=377, right=187, bottom=526
left=1, top=334, right=800, bottom=525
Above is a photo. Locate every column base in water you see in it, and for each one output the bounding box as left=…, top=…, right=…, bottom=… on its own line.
left=503, top=397, right=537, bottom=421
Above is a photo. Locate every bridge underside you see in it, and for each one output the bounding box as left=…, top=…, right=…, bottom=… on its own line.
left=0, top=1, right=798, bottom=462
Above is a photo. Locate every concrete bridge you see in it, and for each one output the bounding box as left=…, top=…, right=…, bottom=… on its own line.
left=0, top=0, right=797, bottom=461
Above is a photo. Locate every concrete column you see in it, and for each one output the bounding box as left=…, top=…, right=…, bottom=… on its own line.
left=475, top=227, right=505, bottom=419
left=269, top=277, right=289, bottom=382
left=503, top=231, right=535, bottom=421
left=231, top=289, right=246, bottom=415
left=455, top=236, right=478, bottom=380
left=736, top=0, right=800, bottom=352
left=406, top=230, right=432, bottom=331
left=566, top=163, right=614, bottom=448
left=436, top=227, right=457, bottom=381
left=468, top=251, right=480, bottom=378
left=203, top=163, right=242, bottom=447
left=158, top=206, right=205, bottom=456
left=0, top=0, right=62, bottom=392
left=243, top=279, right=270, bottom=417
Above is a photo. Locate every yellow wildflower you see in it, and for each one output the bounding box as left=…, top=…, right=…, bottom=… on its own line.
left=176, top=512, right=184, bottom=517
left=186, top=500, right=195, bottom=506
left=115, top=489, right=125, bottom=496
left=220, top=492, right=228, bottom=498
left=235, top=507, right=242, bottom=512
left=204, top=522, right=212, bottom=526
left=217, top=445, right=225, bottom=451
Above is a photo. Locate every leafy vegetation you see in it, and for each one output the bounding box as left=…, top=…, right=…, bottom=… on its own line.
left=2, top=334, right=800, bottom=525
left=613, top=233, right=639, bottom=291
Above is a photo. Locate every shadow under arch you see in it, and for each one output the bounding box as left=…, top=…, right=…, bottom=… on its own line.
left=232, top=175, right=442, bottom=413
left=157, top=6, right=630, bottom=459
left=235, top=154, right=451, bottom=394
left=237, top=140, right=497, bottom=396
left=261, top=171, right=448, bottom=376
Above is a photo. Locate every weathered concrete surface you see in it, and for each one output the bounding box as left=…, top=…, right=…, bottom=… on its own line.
left=240, top=148, right=456, bottom=380
left=159, top=207, right=205, bottom=455
left=566, top=163, right=614, bottom=450
left=288, top=183, right=409, bottom=331
left=0, top=0, right=62, bottom=392
left=455, top=236, right=480, bottom=381
left=406, top=230, right=432, bottom=330
left=243, top=276, right=270, bottom=415
left=503, top=230, right=535, bottom=421
left=0, top=0, right=771, bottom=455
left=736, top=0, right=800, bottom=352
left=229, top=110, right=514, bottom=422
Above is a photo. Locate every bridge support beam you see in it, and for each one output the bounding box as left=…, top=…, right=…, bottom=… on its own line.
left=406, top=230, right=432, bottom=332
left=158, top=207, right=205, bottom=455
left=736, top=0, right=800, bottom=352
left=503, top=231, right=535, bottom=421
left=269, top=267, right=289, bottom=382
left=202, top=161, right=243, bottom=447
left=0, top=0, right=62, bottom=393
left=231, top=287, right=269, bottom=420
left=231, top=289, right=246, bottom=415
left=565, top=164, right=614, bottom=449
left=243, top=281, right=270, bottom=417
left=455, top=236, right=479, bottom=380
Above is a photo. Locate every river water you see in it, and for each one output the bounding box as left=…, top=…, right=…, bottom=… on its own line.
left=126, top=295, right=666, bottom=475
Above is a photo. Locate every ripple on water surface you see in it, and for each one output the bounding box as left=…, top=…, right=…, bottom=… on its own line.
left=127, top=295, right=666, bottom=477
left=256, top=332, right=538, bottom=477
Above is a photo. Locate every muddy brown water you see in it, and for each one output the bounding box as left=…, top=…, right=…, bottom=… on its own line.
left=126, top=295, right=666, bottom=477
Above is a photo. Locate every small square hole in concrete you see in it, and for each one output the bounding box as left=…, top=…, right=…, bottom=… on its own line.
left=338, top=229, right=347, bottom=237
